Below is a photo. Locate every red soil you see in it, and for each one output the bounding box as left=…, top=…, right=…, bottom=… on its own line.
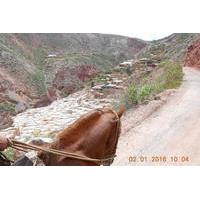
left=185, top=40, right=200, bottom=68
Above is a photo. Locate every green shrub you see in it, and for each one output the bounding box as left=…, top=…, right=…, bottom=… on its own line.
left=30, top=69, right=46, bottom=96
left=94, top=74, right=107, bottom=83
left=30, top=48, right=47, bottom=96
left=2, top=147, right=14, bottom=161
left=126, top=83, right=156, bottom=105
left=0, top=103, right=15, bottom=112
left=162, top=61, right=183, bottom=89
left=127, top=84, right=138, bottom=104
left=119, top=60, right=183, bottom=109
left=137, top=84, right=154, bottom=103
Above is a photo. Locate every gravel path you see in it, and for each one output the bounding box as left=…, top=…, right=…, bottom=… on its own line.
left=114, top=67, right=200, bottom=165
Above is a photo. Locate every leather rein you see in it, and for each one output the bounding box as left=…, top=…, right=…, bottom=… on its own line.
left=7, top=109, right=120, bottom=166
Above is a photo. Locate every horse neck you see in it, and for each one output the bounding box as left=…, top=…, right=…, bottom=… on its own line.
left=52, top=110, right=102, bottom=148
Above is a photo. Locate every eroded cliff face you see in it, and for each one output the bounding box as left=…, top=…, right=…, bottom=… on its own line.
left=33, top=65, right=97, bottom=108
left=185, top=40, right=200, bottom=67
left=0, top=67, right=34, bottom=129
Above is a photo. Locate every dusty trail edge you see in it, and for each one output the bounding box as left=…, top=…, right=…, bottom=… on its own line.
left=114, top=67, right=200, bottom=166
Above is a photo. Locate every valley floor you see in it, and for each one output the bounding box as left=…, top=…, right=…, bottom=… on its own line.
left=113, top=67, right=200, bottom=165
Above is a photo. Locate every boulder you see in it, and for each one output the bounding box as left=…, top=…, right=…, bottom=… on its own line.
left=15, top=102, right=27, bottom=113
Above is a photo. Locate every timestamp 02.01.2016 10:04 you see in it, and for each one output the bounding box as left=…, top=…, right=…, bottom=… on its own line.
left=128, top=155, right=190, bottom=164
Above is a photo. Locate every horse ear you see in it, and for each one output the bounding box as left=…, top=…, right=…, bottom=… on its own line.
left=117, top=106, right=125, bottom=118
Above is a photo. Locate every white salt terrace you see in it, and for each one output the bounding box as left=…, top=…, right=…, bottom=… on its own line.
left=0, top=90, right=115, bottom=143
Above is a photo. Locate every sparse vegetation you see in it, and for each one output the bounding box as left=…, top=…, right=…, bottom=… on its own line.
left=30, top=69, right=46, bottom=96
left=2, top=147, right=14, bottom=161
left=0, top=103, right=15, bottom=112
left=120, top=61, right=183, bottom=108
left=92, top=74, right=107, bottom=83
left=161, top=61, right=183, bottom=89
left=126, top=83, right=157, bottom=105
left=30, top=48, right=48, bottom=96
left=139, top=34, right=200, bottom=62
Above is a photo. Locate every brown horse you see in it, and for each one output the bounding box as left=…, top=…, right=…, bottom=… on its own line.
left=38, top=107, right=124, bottom=166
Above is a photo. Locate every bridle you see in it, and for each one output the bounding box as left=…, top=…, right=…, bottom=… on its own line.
left=7, top=108, right=120, bottom=166
left=8, top=139, right=117, bottom=165
left=100, top=109, right=120, bottom=165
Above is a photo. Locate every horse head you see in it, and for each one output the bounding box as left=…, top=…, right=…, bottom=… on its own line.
left=38, top=106, right=125, bottom=166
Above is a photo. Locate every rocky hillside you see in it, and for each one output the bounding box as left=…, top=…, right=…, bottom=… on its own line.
left=0, top=33, right=147, bottom=127
left=139, top=33, right=200, bottom=62
left=0, top=33, right=147, bottom=94
left=0, top=34, right=146, bottom=94
left=1, top=33, right=200, bottom=131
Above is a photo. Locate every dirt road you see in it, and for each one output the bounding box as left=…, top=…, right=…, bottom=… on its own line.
left=114, top=67, right=200, bottom=165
